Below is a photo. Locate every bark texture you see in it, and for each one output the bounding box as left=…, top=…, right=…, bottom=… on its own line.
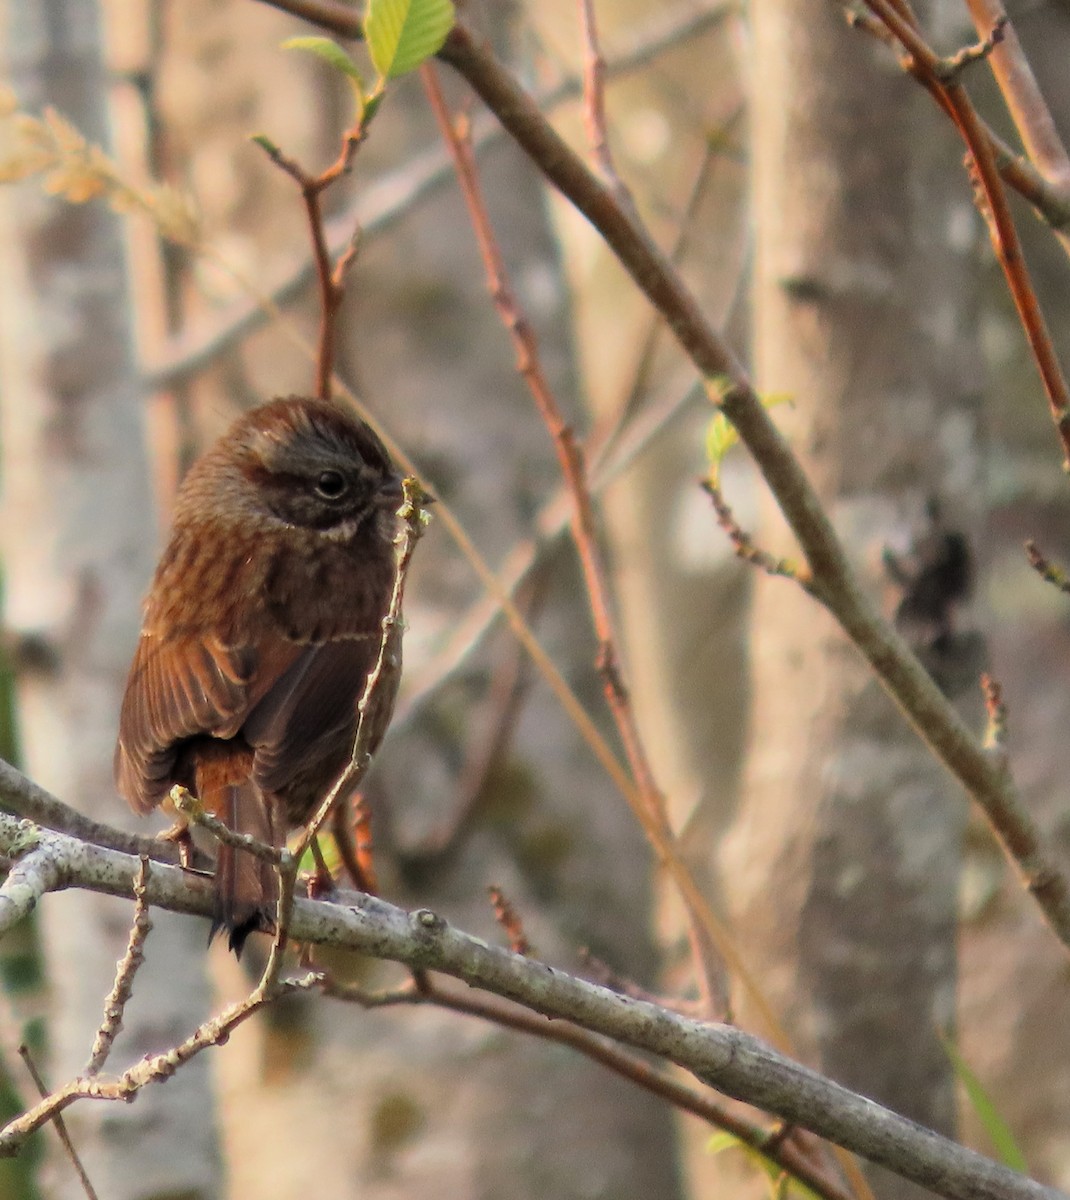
left=0, top=2, right=220, bottom=1197
left=719, top=1, right=983, bottom=1196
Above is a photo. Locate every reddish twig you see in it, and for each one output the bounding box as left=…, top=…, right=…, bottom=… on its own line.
left=702, top=479, right=806, bottom=586
left=1024, top=538, right=1070, bottom=594
left=980, top=673, right=1008, bottom=755
left=487, top=885, right=531, bottom=955
left=577, top=0, right=633, bottom=211
left=421, top=61, right=667, bottom=836
left=962, top=0, right=1070, bottom=190
left=860, top=0, right=1070, bottom=467
left=254, top=100, right=375, bottom=399
left=319, top=970, right=855, bottom=1200
left=420, top=57, right=747, bottom=1018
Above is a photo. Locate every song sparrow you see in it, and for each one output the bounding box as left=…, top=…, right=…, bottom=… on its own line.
left=115, top=396, right=403, bottom=954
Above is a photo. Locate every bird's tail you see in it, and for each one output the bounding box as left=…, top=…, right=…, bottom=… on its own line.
left=208, top=781, right=280, bottom=957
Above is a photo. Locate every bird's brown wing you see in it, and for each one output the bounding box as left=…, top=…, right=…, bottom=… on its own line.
left=114, top=631, right=294, bottom=813
left=241, top=633, right=385, bottom=800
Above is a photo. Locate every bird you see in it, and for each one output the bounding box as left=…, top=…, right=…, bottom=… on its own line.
left=115, top=396, right=404, bottom=954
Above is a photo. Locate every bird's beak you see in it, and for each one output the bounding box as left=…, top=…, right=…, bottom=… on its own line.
left=377, top=473, right=436, bottom=510
left=376, top=472, right=405, bottom=508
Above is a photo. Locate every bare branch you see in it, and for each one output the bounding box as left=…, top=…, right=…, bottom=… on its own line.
left=151, top=1, right=735, bottom=391
left=323, top=972, right=855, bottom=1200
left=963, top=0, right=1070, bottom=190
left=18, top=1046, right=99, bottom=1200
left=860, top=0, right=1070, bottom=466
left=0, top=810, right=1058, bottom=1200
left=84, top=858, right=153, bottom=1075
left=0, top=756, right=191, bottom=866
left=2, top=969, right=320, bottom=1155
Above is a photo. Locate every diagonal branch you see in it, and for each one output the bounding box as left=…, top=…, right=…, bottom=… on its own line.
left=247, top=0, right=1070, bottom=957
left=860, top=0, right=1070, bottom=467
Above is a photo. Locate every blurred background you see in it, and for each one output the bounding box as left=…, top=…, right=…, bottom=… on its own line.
left=1, top=0, right=1070, bottom=1197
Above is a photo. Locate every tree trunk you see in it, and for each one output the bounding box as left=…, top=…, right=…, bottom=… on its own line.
left=0, top=2, right=220, bottom=1197
left=719, top=1, right=983, bottom=1196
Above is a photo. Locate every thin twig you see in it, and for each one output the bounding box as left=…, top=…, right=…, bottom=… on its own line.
left=962, top=0, right=1070, bottom=190
left=18, top=1045, right=99, bottom=1200
left=1024, top=538, right=1070, bottom=594
left=487, top=885, right=530, bottom=955
left=861, top=0, right=1070, bottom=467
left=84, top=857, right=153, bottom=1075
left=702, top=479, right=806, bottom=585
left=932, top=15, right=1006, bottom=83
left=2, top=972, right=321, bottom=1155
left=168, top=785, right=284, bottom=866
left=293, top=477, right=429, bottom=867
left=254, top=90, right=377, bottom=399
left=577, top=0, right=634, bottom=212
left=421, top=58, right=742, bottom=1019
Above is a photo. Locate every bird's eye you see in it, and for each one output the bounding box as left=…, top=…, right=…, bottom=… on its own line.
left=314, top=469, right=348, bottom=500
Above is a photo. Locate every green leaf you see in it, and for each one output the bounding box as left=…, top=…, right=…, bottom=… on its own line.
left=365, top=0, right=456, bottom=79
left=282, top=36, right=365, bottom=86
left=362, top=89, right=385, bottom=125
left=941, top=1036, right=1028, bottom=1172
left=704, top=387, right=793, bottom=487
left=705, top=411, right=738, bottom=487
left=705, top=1131, right=821, bottom=1200
left=250, top=133, right=281, bottom=157
left=706, top=1131, right=741, bottom=1157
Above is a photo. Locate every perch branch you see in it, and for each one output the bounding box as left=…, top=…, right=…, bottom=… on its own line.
left=0, top=812, right=1057, bottom=1200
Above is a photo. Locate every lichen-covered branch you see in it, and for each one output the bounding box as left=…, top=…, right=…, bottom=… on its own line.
left=0, top=811, right=1058, bottom=1200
